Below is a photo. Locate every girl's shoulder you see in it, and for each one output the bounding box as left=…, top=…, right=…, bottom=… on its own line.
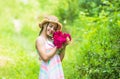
left=36, top=36, right=46, bottom=45
left=36, top=36, right=44, bottom=40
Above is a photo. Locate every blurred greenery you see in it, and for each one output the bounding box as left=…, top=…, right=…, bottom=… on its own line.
left=0, top=0, right=120, bottom=79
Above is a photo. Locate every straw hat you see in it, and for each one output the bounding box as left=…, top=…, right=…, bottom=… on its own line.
left=39, top=15, right=62, bottom=30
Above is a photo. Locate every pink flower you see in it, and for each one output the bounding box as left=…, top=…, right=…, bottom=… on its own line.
left=53, top=31, right=71, bottom=48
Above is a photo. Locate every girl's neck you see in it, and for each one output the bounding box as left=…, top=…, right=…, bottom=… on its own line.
left=40, top=31, right=52, bottom=41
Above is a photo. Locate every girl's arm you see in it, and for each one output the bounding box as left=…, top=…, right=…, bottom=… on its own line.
left=59, top=46, right=66, bottom=61
left=59, top=39, right=70, bottom=61
left=36, top=37, right=57, bottom=62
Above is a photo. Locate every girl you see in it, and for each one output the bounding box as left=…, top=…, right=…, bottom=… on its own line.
left=36, top=15, right=69, bottom=79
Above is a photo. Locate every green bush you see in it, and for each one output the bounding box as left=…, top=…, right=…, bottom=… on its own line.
left=71, top=12, right=120, bottom=79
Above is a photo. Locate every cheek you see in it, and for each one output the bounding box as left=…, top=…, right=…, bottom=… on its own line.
left=46, top=27, right=51, bottom=34
left=46, top=27, right=50, bottom=31
left=52, top=30, right=55, bottom=33
left=46, top=26, right=49, bottom=30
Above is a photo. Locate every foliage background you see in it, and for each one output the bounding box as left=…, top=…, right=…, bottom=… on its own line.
left=0, top=0, right=120, bottom=79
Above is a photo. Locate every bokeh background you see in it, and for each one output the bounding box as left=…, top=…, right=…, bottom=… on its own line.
left=0, top=0, right=120, bottom=79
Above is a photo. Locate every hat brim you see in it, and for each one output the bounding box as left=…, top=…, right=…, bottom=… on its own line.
left=39, top=19, right=62, bottom=30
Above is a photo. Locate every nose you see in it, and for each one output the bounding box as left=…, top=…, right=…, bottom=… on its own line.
left=51, top=27, right=55, bottom=33
left=51, top=27, right=54, bottom=31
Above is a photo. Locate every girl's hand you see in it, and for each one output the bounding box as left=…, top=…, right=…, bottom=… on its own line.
left=66, top=37, right=71, bottom=45
left=61, top=37, right=71, bottom=49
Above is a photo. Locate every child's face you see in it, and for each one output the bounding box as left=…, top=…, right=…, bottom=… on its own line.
left=46, top=22, right=58, bottom=37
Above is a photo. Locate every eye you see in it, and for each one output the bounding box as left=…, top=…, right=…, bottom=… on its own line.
left=50, top=25, right=52, bottom=28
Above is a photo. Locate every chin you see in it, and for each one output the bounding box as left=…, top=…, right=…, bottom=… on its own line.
left=47, top=33, right=52, bottom=37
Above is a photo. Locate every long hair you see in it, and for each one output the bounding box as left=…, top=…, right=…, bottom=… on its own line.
left=39, top=22, right=49, bottom=36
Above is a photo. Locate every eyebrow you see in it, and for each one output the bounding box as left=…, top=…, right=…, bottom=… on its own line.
left=50, top=23, right=57, bottom=28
